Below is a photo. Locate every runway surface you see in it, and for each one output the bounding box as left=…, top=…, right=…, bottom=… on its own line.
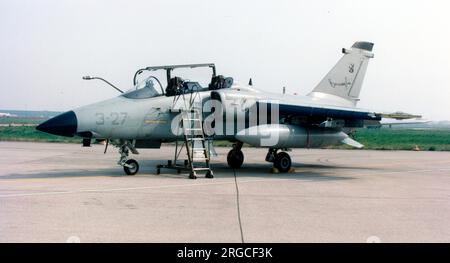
left=1, top=141, right=450, bottom=242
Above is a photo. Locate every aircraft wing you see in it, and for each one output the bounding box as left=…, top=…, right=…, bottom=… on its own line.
left=257, top=101, right=381, bottom=125
left=254, top=100, right=376, bottom=148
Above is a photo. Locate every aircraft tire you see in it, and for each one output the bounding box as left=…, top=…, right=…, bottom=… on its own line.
left=227, top=149, right=244, bottom=169
left=274, top=152, right=291, bottom=173
left=124, top=159, right=139, bottom=175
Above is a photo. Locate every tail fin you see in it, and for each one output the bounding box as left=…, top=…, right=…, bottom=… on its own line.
left=308, top=41, right=374, bottom=106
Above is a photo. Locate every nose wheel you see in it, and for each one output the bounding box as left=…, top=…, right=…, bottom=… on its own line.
left=123, top=159, right=139, bottom=175
left=115, top=140, right=140, bottom=176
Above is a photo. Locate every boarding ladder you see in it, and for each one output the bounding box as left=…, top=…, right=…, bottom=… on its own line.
left=157, top=86, right=213, bottom=179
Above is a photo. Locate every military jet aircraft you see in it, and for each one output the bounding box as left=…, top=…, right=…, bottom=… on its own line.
left=36, top=41, right=409, bottom=178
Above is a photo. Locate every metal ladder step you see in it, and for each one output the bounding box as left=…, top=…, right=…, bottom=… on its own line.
left=193, top=167, right=211, bottom=171
left=187, top=138, right=205, bottom=141
left=192, top=157, right=208, bottom=161
left=193, top=148, right=206, bottom=151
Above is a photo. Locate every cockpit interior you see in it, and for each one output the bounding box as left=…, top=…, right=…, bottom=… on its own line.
left=122, top=64, right=233, bottom=99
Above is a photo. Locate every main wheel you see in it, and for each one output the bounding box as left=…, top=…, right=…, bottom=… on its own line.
left=124, top=159, right=139, bottom=175
left=274, top=152, right=291, bottom=173
left=227, top=149, right=244, bottom=169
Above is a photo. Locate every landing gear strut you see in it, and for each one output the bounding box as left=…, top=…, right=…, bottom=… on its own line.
left=266, top=148, right=292, bottom=173
left=116, top=140, right=140, bottom=175
left=227, top=142, right=244, bottom=169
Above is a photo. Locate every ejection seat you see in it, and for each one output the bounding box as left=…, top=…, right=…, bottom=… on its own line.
left=165, top=76, right=185, bottom=96
left=208, top=75, right=233, bottom=90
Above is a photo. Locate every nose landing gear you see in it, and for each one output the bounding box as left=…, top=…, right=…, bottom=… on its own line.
left=115, top=140, right=140, bottom=175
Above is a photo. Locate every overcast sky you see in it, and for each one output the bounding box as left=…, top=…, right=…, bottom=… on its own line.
left=1, top=0, right=449, bottom=120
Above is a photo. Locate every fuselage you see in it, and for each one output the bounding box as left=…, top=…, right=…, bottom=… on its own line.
left=37, top=83, right=371, bottom=149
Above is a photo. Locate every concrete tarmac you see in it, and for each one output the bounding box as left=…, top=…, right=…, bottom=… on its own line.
left=1, top=141, right=450, bottom=242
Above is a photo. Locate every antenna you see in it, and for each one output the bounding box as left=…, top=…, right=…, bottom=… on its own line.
left=283, top=86, right=286, bottom=94
left=248, top=78, right=253, bottom=86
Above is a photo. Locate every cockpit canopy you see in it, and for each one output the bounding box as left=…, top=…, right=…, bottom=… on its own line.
left=121, top=73, right=233, bottom=99
left=122, top=77, right=163, bottom=99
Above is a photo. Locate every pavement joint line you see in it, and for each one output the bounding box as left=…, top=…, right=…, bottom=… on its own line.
left=0, top=178, right=287, bottom=198
left=358, top=168, right=450, bottom=176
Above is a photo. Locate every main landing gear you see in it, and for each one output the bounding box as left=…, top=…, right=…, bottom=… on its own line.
left=227, top=142, right=244, bottom=169
left=266, top=148, right=292, bottom=173
left=226, top=143, right=292, bottom=173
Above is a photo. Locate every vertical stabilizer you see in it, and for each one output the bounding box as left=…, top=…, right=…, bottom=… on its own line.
left=308, top=41, right=374, bottom=106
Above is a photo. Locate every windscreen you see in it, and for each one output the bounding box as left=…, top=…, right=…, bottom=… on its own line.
left=122, top=77, right=162, bottom=99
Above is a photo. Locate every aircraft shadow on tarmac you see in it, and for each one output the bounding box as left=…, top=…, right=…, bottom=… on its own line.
left=0, top=160, right=369, bottom=181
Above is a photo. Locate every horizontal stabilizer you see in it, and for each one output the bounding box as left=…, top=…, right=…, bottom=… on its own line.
left=341, top=137, right=364, bottom=149
left=379, top=111, right=422, bottom=120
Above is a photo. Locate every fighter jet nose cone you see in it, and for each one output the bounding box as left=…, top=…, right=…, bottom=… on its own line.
left=36, top=111, right=77, bottom=137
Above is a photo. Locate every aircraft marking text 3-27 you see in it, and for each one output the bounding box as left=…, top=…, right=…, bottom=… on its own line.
left=95, top=112, right=128, bottom=125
